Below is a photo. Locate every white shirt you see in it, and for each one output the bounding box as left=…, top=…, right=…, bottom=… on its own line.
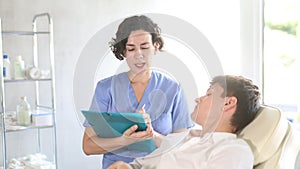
left=130, top=129, right=254, bottom=169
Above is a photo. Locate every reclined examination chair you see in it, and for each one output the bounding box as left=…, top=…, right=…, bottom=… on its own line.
left=238, top=105, right=300, bottom=169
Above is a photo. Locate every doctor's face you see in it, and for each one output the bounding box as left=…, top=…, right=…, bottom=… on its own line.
left=124, top=30, right=157, bottom=75
left=191, top=83, right=225, bottom=127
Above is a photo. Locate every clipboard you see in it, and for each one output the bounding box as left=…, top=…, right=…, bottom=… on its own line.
left=81, top=110, right=156, bottom=152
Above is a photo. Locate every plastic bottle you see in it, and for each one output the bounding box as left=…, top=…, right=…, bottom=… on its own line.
left=13, top=55, right=25, bottom=80
left=16, top=96, right=32, bottom=126
left=3, top=54, right=12, bottom=80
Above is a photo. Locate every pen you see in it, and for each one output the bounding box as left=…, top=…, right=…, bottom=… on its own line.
left=136, top=104, right=145, bottom=113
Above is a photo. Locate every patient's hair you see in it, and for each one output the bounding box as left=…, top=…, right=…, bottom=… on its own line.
left=109, top=15, right=164, bottom=60
left=211, top=75, right=261, bottom=133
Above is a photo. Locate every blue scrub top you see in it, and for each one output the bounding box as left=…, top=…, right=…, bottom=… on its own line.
left=84, top=71, right=194, bottom=168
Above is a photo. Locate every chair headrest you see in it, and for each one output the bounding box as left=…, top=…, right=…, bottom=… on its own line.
left=238, top=105, right=288, bottom=165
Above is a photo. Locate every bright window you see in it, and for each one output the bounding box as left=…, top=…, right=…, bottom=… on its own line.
left=263, top=0, right=300, bottom=123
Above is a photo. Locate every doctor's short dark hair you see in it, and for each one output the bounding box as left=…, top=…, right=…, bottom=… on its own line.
left=211, top=75, right=261, bottom=133
left=109, top=15, right=164, bottom=60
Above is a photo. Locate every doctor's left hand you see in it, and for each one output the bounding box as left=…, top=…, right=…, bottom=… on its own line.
left=137, top=104, right=165, bottom=147
left=121, top=105, right=154, bottom=144
left=137, top=104, right=151, bottom=124
left=121, top=123, right=154, bottom=144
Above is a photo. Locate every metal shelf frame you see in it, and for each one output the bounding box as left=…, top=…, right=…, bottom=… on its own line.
left=0, top=13, right=57, bottom=169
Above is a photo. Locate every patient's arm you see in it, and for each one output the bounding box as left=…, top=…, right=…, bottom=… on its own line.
left=107, top=161, right=133, bottom=169
left=208, top=142, right=254, bottom=169
left=153, top=128, right=187, bottom=147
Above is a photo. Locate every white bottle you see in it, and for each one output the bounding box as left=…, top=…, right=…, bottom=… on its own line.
left=3, top=54, right=12, bottom=80
left=16, top=96, right=32, bottom=126
left=13, top=55, right=25, bottom=80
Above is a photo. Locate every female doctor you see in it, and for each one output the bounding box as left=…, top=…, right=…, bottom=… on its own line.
left=82, top=15, right=194, bottom=169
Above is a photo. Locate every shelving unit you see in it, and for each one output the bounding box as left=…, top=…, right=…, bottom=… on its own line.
left=0, top=13, right=57, bottom=169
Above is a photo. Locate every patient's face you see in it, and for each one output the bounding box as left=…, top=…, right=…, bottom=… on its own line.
left=191, top=83, right=224, bottom=127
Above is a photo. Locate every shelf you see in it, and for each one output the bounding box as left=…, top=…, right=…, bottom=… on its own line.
left=1, top=31, right=50, bottom=36
left=4, top=125, right=54, bottom=132
left=4, top=78, right=52, bottom=83
left=1, top=13, right=57, bottom=169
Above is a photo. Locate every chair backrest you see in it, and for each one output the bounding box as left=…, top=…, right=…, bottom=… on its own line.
left=238, top=105, right=300, bottom=169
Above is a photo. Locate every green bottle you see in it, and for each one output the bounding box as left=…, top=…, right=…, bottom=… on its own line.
left=16, top=96, right=32, bottom=126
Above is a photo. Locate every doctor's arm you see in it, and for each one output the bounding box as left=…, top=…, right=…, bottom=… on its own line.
left=82, top=123, right=154, bottom=155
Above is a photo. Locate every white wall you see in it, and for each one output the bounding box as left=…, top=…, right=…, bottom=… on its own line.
left=0, top=0, right=260, bottom=168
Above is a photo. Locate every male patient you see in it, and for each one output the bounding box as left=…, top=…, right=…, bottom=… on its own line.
left=108, top=75, right=261, bottom=169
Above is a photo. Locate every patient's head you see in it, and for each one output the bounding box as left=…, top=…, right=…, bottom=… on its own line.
left=191, top=75, right=261, bottom=133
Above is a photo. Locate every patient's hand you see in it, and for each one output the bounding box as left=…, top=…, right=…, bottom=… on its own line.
left=107, top=161, right=132, bottom=169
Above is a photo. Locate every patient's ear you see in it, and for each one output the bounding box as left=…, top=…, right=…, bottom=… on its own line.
left=154, top=42, right=159, bottom=53
left=223, top=96, right=237, bottom=112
